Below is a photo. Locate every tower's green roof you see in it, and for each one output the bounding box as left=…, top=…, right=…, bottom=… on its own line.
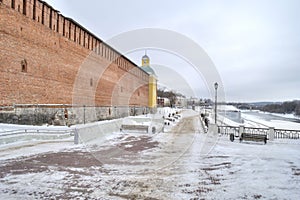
left=142, top=66, right=156, bottom=75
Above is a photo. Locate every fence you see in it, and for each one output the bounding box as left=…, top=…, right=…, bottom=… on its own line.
left=244, top=127, right=269, bottom=136
left=275, top=129, right=300, bottom=139
left=218, top=126, right=239, bottom=136
left=0, top=128, right=74, bottom=145
left=218, top=125, right=300, bottom=140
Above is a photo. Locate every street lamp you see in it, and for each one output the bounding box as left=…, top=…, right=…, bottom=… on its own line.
left=214, top=82, right=218, bottom=124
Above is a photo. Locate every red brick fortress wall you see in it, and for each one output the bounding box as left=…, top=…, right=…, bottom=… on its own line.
left=0, top=0, right=149, bottom=125
left=0, top=0, right=149, bottom=108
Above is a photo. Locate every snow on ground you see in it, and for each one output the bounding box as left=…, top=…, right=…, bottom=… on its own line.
left=0, top=139, right=75, bottom=161
left=0, top=123, right=74, bottom=156
left=218, top=115, right=242, bottom=127
left=0, top=109, right=300, bottom=199
left=207, top=137, right=300, bottom=199
left=0, top=108, right=179, bottom=160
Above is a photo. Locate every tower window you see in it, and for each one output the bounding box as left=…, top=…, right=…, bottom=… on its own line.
left=90, top=78, right=93, bottom=87
left=21, top=59, right=27, bottom=73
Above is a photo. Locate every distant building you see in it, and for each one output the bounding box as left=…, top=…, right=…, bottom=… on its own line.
left=157, top=97, right=170, bottom=107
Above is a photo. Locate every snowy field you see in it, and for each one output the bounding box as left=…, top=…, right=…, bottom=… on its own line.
left=0, top=109, right=300, bottom=199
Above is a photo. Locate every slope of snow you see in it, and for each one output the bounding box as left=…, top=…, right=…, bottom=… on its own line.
left=242, top=111, right=300, bottom=130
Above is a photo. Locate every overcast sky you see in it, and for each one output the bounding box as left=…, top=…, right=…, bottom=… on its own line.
left=44, top=0, right=300, bottom=102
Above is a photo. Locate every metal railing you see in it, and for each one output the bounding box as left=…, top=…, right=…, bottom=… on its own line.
left=275, top=129, right=300, bottom=139
left=244, top=127, right=269, bottom=136
left=218, top=125, right=300, bottom=140
left=0, top=128, right=74, bottom=137
left=0, top=128, right=75, bottom=145
left=218, top=126, right=239, bottom=136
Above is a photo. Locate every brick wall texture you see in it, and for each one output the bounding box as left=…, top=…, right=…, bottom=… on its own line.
left=0, top=0, right=149, bottom=108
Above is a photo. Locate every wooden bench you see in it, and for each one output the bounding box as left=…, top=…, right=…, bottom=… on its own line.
left=240, top=133, right=267, bottom=144
left=120, top=124, right=149, bottom=133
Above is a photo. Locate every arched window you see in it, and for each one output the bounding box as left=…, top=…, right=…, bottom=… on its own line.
left=21, top=59, right=27, bottom=72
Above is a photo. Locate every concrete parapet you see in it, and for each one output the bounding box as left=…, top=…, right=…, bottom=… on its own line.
left=74, top=119, right=122, bottom=144
left=208, top=124, right=218, bottom=135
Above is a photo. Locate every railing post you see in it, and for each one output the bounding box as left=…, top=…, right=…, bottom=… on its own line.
left=239, top=125, right=244, bottom=137
left=208, top=124, right=218, bottom=135
left=74, top=128, right=79, bottom=144
left=83, top=105, right=86, bottom=124
left=269, top=127, right=275, bottom=141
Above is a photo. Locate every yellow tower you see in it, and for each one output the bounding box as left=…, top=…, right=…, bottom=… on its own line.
left=142, top=54, right=150, bottom=67
left=141, top=54, right=157, bottom=109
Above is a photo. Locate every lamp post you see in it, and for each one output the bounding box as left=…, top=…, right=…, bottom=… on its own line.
left=214, top=82, right=218, bottom=124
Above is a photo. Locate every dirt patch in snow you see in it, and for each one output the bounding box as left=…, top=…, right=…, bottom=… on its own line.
left=116, top=135, right=159, bottom=153
left=0, top=151, right=103, bottom=178
left=0, top=133, right=160, bottom=179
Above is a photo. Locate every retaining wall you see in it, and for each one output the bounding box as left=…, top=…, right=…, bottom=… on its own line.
left=74, top=119, right=123, bottom=144
left=0, top=105, right=149, bottom=125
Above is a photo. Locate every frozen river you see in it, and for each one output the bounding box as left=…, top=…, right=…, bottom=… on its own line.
left=241, top=110, right=300, bottom=130
left=247, top=111, right=300, bottom=123
left=217, top=107, right=300, bottom=130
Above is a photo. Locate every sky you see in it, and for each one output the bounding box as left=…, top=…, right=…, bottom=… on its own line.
left=44, top=0, right=300, bottom=102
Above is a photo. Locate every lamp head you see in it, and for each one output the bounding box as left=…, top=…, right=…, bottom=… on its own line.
left=214, top=82, right=218, bottom=90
